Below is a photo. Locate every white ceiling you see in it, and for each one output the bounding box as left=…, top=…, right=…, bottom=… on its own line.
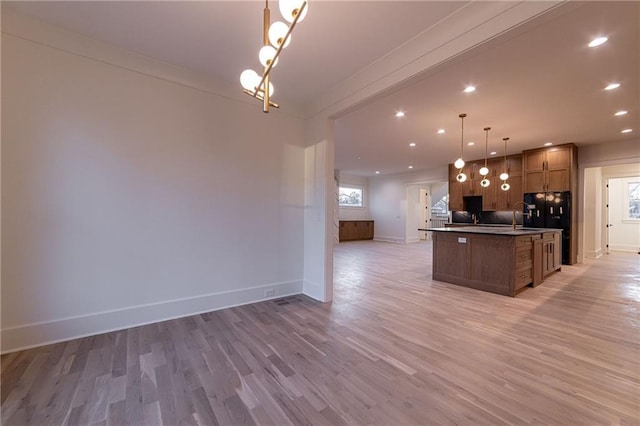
left=3, top=1, right=639, bottom=177
left=2, top=1, right=468, bottom=107
left=334, top=1, right=639, bottom=176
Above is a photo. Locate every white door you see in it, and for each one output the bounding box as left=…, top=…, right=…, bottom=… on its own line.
left=420, top=188, right=432, bottom=240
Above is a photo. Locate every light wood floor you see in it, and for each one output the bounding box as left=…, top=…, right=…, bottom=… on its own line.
left=2, top=241, right=639, bottom=425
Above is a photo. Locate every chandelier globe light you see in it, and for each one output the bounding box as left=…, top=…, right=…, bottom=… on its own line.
left=480, top=127, right=491, bottom=188
left=269, top=21, right=291, bottom=48
left=455, top=113, right=467, bottom=182
left=500, top=137, right=510, bottom=191
left=259, top=46, right=279, bottom=68
left=280, top=0, right=309, bottom=23
left=240, top=0, right=308, bottom=112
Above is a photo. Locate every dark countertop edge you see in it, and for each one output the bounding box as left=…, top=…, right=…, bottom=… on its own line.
left=418, top=227, right=562, bottom=236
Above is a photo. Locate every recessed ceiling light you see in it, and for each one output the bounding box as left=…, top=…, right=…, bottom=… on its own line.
left=588, top=36, right=608, bottom=47
left=605, top=83, right=621, bottom=90
left=467, top=141, right=475, bottom=146
left=409, top=142, right=416, bottom=147
left=621, top=129, right=633, bottom=133
left=375, top=171, right=380, bottom=174
left=408, top=165, right=414, bottom=169
left=395, top=111, right=405, bottom=117
left=614, top=110, right=628, bottom=116
left=464, top=85, right=476, bottom=93
left=544, top=142, right=553, bottom=146
left=490, top=151, right=497, bottom=155
left=437, top=129, right=445, bottom=134
left=357, top=156, right=361, bottom=160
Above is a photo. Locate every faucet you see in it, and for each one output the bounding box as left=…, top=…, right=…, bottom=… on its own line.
left=511, top=201, right=527, bottom=230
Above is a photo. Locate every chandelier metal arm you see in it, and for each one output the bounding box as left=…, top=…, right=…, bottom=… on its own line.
left=243, top=89, right=280, bottom=108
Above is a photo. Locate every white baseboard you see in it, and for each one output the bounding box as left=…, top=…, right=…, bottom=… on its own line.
left=373, top=235, right=405, bottom=243
left=1, top=280, right=302, bottom=354
left=303, top=279, right=328, bottom=303
left=585, top=248, right=603, bottom=259
left=406, top=236, right=420, bottom=243
left=609, top=244, right=639, bottom=253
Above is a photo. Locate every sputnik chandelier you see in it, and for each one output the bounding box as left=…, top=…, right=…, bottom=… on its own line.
left=455, top=113, right=467, bottom=182
left=240, top=0, right=309, bottom=113
left=453, top=113, right=511, bottom=191
left=480, top=126, right=491, bottom=188
left=500, top=137, right=511, bottom=191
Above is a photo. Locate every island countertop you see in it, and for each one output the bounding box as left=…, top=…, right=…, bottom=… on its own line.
left=419, top=226, right=562, bottom=236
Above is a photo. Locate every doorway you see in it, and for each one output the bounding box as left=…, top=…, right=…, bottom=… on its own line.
left=605, top=176, right=640, bottom=254
left=582, top=163, right=640, bottom=259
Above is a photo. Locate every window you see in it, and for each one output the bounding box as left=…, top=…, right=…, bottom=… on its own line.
left=627, top=181, right=640, bottom=219
left=339, top=186, right=364, bottom=207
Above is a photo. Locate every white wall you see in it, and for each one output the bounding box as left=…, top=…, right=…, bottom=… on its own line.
left=338, top=173, right=370, bottom=220
left=578, top=141, right=640, bottom=262
left=607, top=177, right=640, bottom=252
left=1, top=20, right=306, bottom=352
left=578, top=139, right=640, bottom=168
left=583, top=167, right=603, bottom=258
left=369, top=167, right=447, bottom=243
left=303, top=117, right=334, bottom=303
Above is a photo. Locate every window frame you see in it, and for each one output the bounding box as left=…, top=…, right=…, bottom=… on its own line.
left=338, top=185, right=365, bottom=208
left=623, top=180, right=640, bottom=222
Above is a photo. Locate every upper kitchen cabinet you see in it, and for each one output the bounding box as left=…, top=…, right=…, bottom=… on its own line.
left=494, top=154, right=523, bottom=210
left=449, top=161, right=485, bottom=211
left=523, top=144, right=577, bottom=193
left=448, top=163, right=465, bottom=211
left=450, top=155, right=523, bottom=212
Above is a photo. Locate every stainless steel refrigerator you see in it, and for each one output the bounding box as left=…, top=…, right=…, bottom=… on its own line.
left=523, top=191, right=571, bottom=264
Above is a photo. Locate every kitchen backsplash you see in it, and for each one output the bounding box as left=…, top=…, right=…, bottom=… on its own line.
left=452, top=210, right=523, bottom=225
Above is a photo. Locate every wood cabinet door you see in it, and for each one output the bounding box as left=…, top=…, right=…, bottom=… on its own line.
left=507, top=154, right=523, bottom=175
left=533, top=238, right=543, bottom=286
left=495, top=185, right=508, bottom=211
left=542, top=240, right=552, bottom=276
left=542, top=233, right=561, bottom=276
left=546, top=169, right=570, bottom=192
left=448, top=164, right=464, bottom=211
left=470, top=179, right=482, bottom=197
left=553, top=232, right=561, bottom=269
left=523, top=150, right=545, bottom=173
left=546, top=146, right=572, bottom=169
left=357, top=221, right=374, bottom=239
left=508, top=174, right=524, bottom=208
left=449, top=184, right=463, bottom=211
left=339, top=222, right=354, bottom=241
left=486, top=158, right=502, bottom=178
left=524, top=170, right=545, bottom=193
left=469, top=161, right=484, bottom=181
left=482, top=182, right=496, bottom=211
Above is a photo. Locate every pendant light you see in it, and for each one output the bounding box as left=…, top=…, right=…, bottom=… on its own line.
left=480, top=127, right=491, bottom=188
left=500, top=137, right=510, bottom=191
left=240, top=0, right=309, bottom=112
left=455, top=113, right=467, bottom=182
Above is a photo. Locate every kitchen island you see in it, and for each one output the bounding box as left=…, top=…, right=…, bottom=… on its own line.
left=422, top=226, right=562, bottom=296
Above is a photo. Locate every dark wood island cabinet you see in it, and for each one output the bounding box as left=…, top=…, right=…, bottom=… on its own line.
left=430, top=226, right=562, bottom=296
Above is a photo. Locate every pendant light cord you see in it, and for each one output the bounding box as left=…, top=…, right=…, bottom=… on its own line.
left=459, top=113, right=466, bottom=165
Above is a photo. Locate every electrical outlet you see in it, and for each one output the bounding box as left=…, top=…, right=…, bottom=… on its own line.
left=265, top=289, right=275, bottom=297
